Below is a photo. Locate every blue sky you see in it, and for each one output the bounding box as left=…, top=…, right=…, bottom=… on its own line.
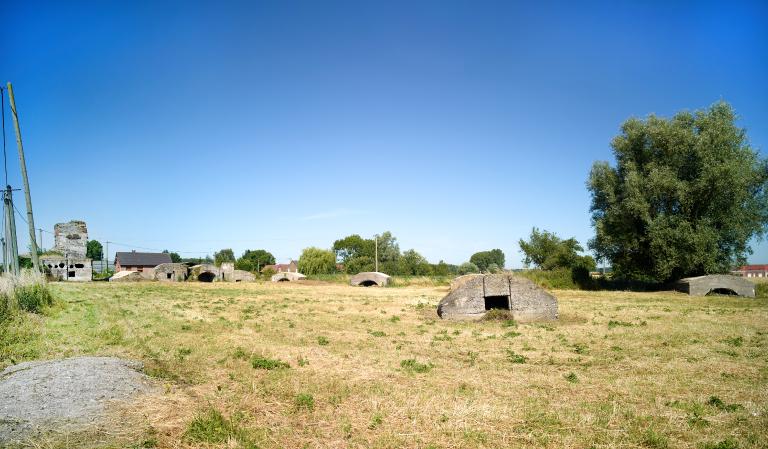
left=1, top=1, right=766, bottom=267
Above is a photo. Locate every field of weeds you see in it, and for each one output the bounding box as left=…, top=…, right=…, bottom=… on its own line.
left=16, top=281, right=768, bottom=448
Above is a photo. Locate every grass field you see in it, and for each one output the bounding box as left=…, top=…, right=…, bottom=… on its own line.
left=8, top=281, right=768, bottom=448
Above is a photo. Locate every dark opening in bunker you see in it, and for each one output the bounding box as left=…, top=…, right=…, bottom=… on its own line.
left=707, top=288, right=738, bottom=296
left=360, top=280, right=378, bottom=287
left=277, top=278, right=289, bottom=282
left=198, top=272, right=216, bottom=282
left=484, top=295, right=510, bottom=310
left=58, top=263, right=65, bottom=268
left=167, top=273, right=172, bottom=279
left=75, top=263, right=84, bottom=268
left=68, top=271, right=76, bottom=278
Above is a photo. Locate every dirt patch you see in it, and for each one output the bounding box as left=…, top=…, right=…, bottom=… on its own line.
left=0, top=357, right=159, bottom=446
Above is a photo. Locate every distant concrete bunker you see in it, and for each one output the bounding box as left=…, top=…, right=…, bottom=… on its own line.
left=674, top=274, right=755, bottom=298
left=350, top=272, right=391, bottom=287
left=438, top=273, right=558, bottom=322
left=271, top=272, right=306, bottom=282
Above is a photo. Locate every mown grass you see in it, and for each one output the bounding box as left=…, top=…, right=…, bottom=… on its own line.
left=15, top=280, right=768, bottom=448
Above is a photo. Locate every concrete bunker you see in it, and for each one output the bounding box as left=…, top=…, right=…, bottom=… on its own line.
left=350, top=272, right=391, bottom=287
left=271, top=272, right=306, bottom=282
left=189, top=264, right=221, bottom=282
left=438, top=273, right=558, bottom=322
left=152, top=263, right=188, bottom=282
left=674, top=275, right=755, bottom=298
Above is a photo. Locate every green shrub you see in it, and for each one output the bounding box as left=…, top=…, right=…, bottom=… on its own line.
left=14, top=282, right=53, bottom=313
left=756, top=283, right=767, bottom=298
left=294, top=393, right=315, bottom=411
left=506, top=350, right=527, bottom=364
left=185, top=409, right=232, bottom=443
left=400, top=359, right=433, bottom=373
left=251, top=355, right=290, bottom=370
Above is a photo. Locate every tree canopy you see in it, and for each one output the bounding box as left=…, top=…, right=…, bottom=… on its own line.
left=236, top=249, right=275, bottom=272
left=469, top=249, right=505, bottom=272
left=86, top=240, right=103, bottom=260
left=162, top=250, right=182, bottom=263
left=214, top=248, right=236, bottom=266
left=588, top=101, right=768, bottom=282
left=519, top=228, right=595, bottom=271
left=298, top=247, right=337, bottom=275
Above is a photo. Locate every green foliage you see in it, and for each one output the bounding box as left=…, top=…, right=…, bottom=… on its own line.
left=701, top=438, right=739, bottom=449
left=519, top=228, right=595, bottom=271
left=250, top=355, right=290, bottom=370
left=588, top=101, right=768, bottom=282
left=506, top=350, right=527, bottom=364
left=317, top=336, right=329, bottom=346
left=400, top=249, right=432, bottom=275
left=184, top=408, right=257, bottom=447
left=518, top=268, right=578, bottom=289
left=86, top=240, right=103, bottom=260
left=333, top=231, right=402, bottom=274
left=469, top=249, right=505, bottom=272
left=213, top=249, right=235, bottom=266
left=756, top=283, right=768, bottom=298
left=458, top=262, right=480, bottom=275
left=235, top=249, right=275, bottom=272
left=15, top=282, right=54, bottom=314
left=298, top=247, right=337, bottom=275
left=400, top=359, right=433, bottom=373
left=564, top=372, right=579, bottom=383
left=294, top=393, right=315, bottom=411
left=162, top=250, right=182, bottom=263
left=431, top=260, right=457, bottom=276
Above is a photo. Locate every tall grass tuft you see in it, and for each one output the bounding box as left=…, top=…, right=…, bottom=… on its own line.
left=0, top=271, right=54, bottom=320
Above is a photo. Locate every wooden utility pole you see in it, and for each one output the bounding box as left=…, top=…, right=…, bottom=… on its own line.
left=4, top=186, right=19, bottom=275
left=6, top=83, right=40, bottom=271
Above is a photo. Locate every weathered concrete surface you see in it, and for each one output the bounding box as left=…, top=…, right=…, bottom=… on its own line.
left=350, top=272, right=391, bottom=287
left=232, top=270, right=255, bottom=282
left=53, top=221, right=89, bottom=259
left=153, top=263, right=188, bottom=282
left=109, top=271, right=143, bottom=282
left=272, top=272, right=306, bottom=282
left=0, top=357, right=158, bottom=445
left=41, top=256, right=92, bottom=282
left=189, top=264, right=220, bottom=282
left=221, top=262, right=235, bottom=281
left=674, top=274, right=755, bottom=297
left=438, top=273, right=558, bottom=322
left=450, top=274, right=483, bottom=291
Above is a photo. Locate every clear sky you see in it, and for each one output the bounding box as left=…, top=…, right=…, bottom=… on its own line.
left=1, top=1, right=766, bottom=267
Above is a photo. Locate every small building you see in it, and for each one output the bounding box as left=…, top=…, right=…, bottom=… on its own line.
left=262, top=260, right=298, bottom=273
left=41, top=220, right=93, bottom=282
left=114, top=251, right=172, bottom=273
left=733, top=264, right=768, bottom=278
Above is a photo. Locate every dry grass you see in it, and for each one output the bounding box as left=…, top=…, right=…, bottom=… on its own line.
left=24, top=281, right=768, bottom=448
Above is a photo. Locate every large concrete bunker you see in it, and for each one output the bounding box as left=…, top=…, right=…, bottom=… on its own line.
left=438, top=273, right=558, bottom=322
left=350, top=272, right=391, bottom=287
left=674, top=275, right=755, bottom=298
left=189, top=264, right=220, bottom=282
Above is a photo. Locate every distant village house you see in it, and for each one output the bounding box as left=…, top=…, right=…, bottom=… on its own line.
left=114, top=251, right=172, bottom=272
left=733, top=264, right=768, bottom=278
left=262, top=260, right=298, bottom=273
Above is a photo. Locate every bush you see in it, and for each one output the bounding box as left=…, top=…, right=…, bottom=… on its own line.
left=458, top=262, right=480, bottom=275
left=15, top=283, right=54, bottom=313
left=251, top=355, right=290, bottom=370
left=298, top=247, right=337, bottom=275
left=756, top=283, right=768, bottom=299
left=518, top=268, right=577, bottom=289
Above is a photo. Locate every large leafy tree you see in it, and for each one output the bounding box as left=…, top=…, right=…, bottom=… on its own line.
left=399, top=249, right=432, bottom=275
left=469, top=249, right=505, bottom=272
left=86, top=240, right=103, bottom=260
left=236, top=249, right=275, bottom=272
left=332, top=231, right=402, bottom=273
left=297, top=247, right=337, bottom=275
left=214, top=248, right=236, bottom=266
left=519, top=228, right=596, bottom=271
left=588, top=102, right=768, bottom=282
left=162, top=250, right=182, bottom=263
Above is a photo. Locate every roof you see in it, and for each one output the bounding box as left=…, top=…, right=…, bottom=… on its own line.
left=115, top=251, right=172, bottom=266
left=737, top=264, right=768, bottom=271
